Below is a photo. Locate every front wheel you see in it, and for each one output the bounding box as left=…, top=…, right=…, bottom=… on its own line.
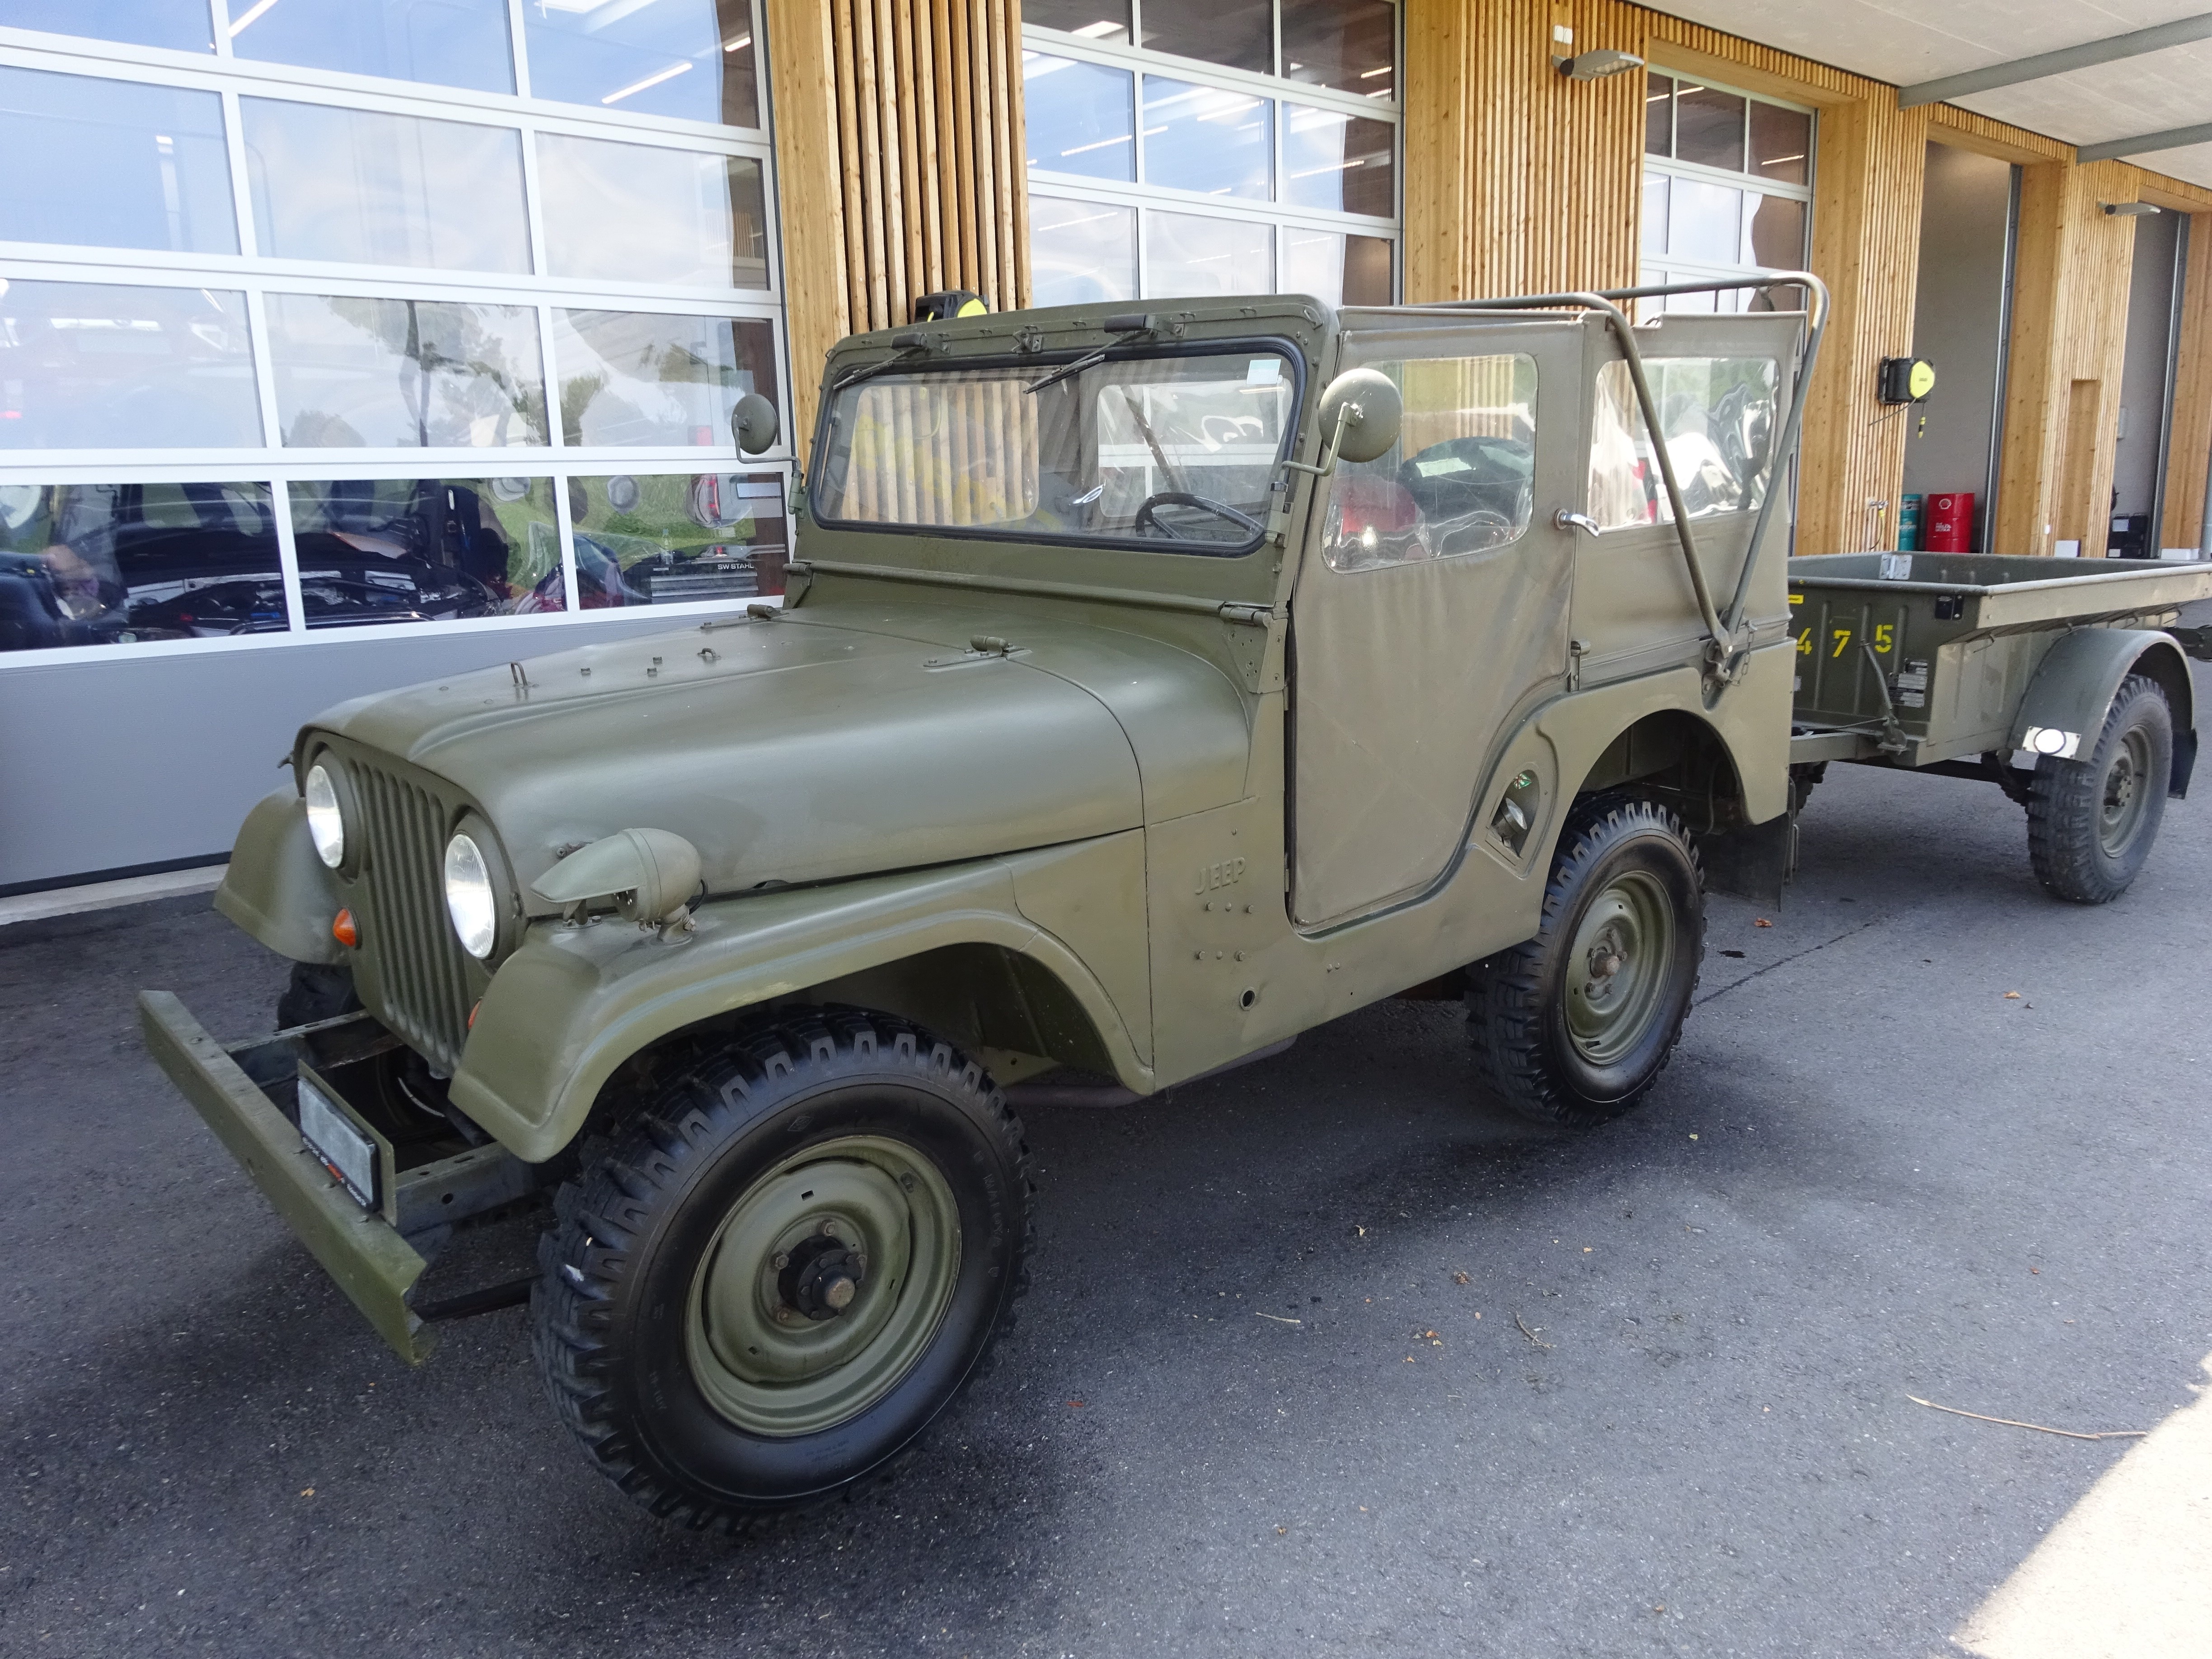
left=2026, top=674, right=2172, bottom=904
left=1466, top=797, right=1706, bottom=1127
left=532, top=1010, right=1032, bottom=1529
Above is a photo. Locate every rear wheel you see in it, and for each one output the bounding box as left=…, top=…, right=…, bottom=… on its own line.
left=532, top=1008, right=1031, bottom=1530
left=2026, top=674, right=2172, bottom=904
left=1467, top=797, right=1705, bottom=1126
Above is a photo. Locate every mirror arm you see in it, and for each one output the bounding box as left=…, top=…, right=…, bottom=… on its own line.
left=1279, top=401, right=1359, bottom=482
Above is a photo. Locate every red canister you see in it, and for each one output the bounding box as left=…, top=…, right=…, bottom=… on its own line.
left=1923, top=491, right=1974, bottom=553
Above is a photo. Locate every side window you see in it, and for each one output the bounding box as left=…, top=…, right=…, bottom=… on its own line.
left=1321, top=353, right=1537, bottom=572
left=1588, top=356, right=1778, bottom=530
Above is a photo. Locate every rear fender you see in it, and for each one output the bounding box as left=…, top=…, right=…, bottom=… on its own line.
left=449, top=840, right=1153, bottom=1162
left=2009, top=629, right=2198, bottom=797
left=213, top=787, right=344, bottom=965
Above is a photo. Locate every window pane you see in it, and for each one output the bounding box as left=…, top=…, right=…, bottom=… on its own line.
left=243, top=99, right=530, bottom=273
left=0, top=482, right=283, bottom=651
left=1744, top=192, right=1807, bottom=270
left=1023, top=0, right=1128, bottom=43
left=570, top=471, right=787, bottom=605
left=0, top=2, right=211, bottom=52
left=1641, top=174, right=1667, bottom=257
left=1645, top=74, right=1673, bottom=156
left=1750, top=101, right=1810, bottom=186
left=1283, top=104, right=1393, bottom=216
left=0, top=280, right=261, bottom=448
left=1665, top=178, right=1740, bottom=265
left=289, top=477, right=565, bottom=626
left=266, top=295, right=547, bottom=448
left=1282, top=228, right=1391, bottom=307
left=1674, top=84, right=1745, bottom=172
left=1324, top=355, right=1537, bottom=571
left=1142, top=77, right=1270, bottom=201
left=229, top=0, right=514, bottom=95
left=1028, top=198, right=1135, bottom=306
left=816, top=353, right=1289, bottom=553
left=0, top=66, right=235, bottom=255
left=1280, top=0, right=1395, bottom=97
left=538, top=135, right=768, bottom=288
left=1023, top=53, right=1134, bottom=182
left=555, top=310, right=778, bottom=447
left=1147, top=210, right=1271, bottom=298
left=1588, top=356, right=1778, bottom=529
left=523, top=0, right=759, bottom=129
left=1140, top=0, right=1269, bottom=73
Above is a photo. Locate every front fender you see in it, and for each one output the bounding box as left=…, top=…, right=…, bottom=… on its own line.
left=212, top=787, right=343, bottom=965
left=2009, top=628, right=2198, bottom=796
left=449, top=846, right=1153, bottom=1162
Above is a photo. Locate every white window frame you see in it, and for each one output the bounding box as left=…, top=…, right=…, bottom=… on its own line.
left=0, top=0, right=797, bottom=668
left=1641, top=72, right=1814, bottom=312
left=1022, top=1, right=1401, bottom=307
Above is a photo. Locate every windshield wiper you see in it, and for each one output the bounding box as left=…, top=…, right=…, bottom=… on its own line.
left=1025, top=347, right=1109, bottom=396
left=828, top=331, right=937, bottom=396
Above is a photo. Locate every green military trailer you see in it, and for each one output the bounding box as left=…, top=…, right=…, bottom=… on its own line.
left=1789, top=552, right=2212, bottom=901
left=139, top=274, right=2203, bottom=1529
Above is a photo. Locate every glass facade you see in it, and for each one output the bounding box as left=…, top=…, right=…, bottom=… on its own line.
left=0, top=0, right=789, bottom=661
left=1642, top=75, right=1813, bottom=314
left=1024, top=0, right=1399, bottom=311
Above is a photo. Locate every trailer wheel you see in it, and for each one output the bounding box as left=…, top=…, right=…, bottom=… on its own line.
left=2026, top=674, right=2172, bottom=904
left=532, top=1008, right=1031, bottom=1531
left=1466, top=797, right=1705, bottom=1127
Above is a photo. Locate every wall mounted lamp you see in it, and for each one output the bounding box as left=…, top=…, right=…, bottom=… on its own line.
left=2101, top=202, right=2162, bottom=216
left=1558, top=47, right=1645, bottom=80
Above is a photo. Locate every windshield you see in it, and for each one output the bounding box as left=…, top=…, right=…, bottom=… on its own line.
left=813, top=347, right=1299, bottom=554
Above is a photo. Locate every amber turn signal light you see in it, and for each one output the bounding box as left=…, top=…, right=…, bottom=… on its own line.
left=467, top=1000, right=480, bottom=1031
left=332, top=907, right=358, bottom=949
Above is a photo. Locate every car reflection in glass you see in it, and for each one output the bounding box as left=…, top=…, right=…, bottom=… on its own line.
left=289, top=477, right=567, bottom=628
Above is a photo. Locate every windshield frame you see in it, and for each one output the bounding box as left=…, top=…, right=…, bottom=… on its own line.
left=806, top=334, right=1309, bottom=559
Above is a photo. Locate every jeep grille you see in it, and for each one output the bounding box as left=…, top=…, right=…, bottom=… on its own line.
left=350, top=758, right=473, bottom=1072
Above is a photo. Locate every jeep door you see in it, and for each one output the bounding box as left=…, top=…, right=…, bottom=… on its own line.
left=1288, top=317, right=1584, bottom=927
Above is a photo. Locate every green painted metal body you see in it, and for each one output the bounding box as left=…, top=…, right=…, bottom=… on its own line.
left=1787, top=552, right=2211, bottom=778
left=148, top=292, right=1827, bottom=1357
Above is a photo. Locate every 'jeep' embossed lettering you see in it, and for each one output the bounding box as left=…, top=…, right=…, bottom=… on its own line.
left=1195, top=857, right=1247, bottom=895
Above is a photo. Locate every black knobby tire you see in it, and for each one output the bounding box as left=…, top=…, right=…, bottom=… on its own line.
left=531, top=1008, right=1033, bottom=1530
left=276, top=961, right=361, bottom=1028
left=2025, top=674, right=2172, bottom=904
left=1466, top=796, right=1706, bottom=1127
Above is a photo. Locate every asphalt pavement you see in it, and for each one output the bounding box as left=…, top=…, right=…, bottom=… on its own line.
left=3, top=648, right=2208, bottom=1659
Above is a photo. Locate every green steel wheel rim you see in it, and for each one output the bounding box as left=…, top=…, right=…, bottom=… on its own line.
left=2099, top=726, right=2153, bottom=858
left=684, top=1134, right=961, bottom=1439
left=1563, top=868, right=1677, bottom=1067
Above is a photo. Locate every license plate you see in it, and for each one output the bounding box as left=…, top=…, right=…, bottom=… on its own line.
left=299, top=1076, right=377, bottom=1209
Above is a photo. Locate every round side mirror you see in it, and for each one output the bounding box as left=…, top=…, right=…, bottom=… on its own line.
left=1315, top=367, right=1402, bottom=465
left=731, top=392, right=779, bottom=455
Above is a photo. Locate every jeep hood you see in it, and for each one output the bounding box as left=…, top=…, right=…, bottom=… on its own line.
left=307, top=615, right=1148, bottom=909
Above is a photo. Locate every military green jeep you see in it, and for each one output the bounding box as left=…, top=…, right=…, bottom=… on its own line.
left=145, top=277, right=1823, bottom=1528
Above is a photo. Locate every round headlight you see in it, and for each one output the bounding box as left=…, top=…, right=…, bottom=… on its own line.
left=304, top=764, right=345, bottom=870
left=443, top=832, right=499, bottom=959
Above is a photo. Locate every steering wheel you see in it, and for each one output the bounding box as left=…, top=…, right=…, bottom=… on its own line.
left=1133, top=491, right=1264, bottom=541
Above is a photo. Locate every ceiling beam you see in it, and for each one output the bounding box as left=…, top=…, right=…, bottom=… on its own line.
left=1898, top=12, right=2212, bottom=108
left=2077, top=120, right=2212, bottom=163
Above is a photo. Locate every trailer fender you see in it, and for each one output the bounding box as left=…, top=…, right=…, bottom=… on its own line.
left=2008, top=628, right=2197, bottom=797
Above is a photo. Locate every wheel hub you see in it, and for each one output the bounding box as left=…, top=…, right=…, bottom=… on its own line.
left=684, top=1135, right=961, bottom=1438
left=780, top=1228, right=865, bottom=1321
left=1563, top=870, right=1677, bottom=1066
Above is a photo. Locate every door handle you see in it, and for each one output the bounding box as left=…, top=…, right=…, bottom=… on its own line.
left=1553, top=509, right=1601, bottom=537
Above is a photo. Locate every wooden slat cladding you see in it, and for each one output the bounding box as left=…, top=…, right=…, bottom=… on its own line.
left=765, top=0, right=1030, bottom=462
left=1399, top=0, right=2212, bottom=559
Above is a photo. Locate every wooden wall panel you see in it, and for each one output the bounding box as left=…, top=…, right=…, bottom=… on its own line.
left=2162, top=222, right=2212, bottom=552
left=766, top=0, right=1031, bottom=463
left=1993, top=160, right=2140, bottom=556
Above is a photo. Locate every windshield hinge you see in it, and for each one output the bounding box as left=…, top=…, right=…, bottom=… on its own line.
left=1218, top=603, right=1275, bottom=628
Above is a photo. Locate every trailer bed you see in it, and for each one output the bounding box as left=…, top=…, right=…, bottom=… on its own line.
left=1787, top=552, right=2212, bottom=768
